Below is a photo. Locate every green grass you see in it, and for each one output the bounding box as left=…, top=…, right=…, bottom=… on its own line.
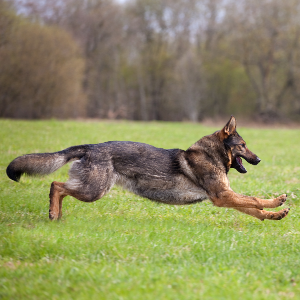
left=1, top=119, right=300, bottom=300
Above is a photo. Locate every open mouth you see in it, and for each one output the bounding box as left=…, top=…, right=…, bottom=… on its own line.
left=234, top=156, right=247, bottom=173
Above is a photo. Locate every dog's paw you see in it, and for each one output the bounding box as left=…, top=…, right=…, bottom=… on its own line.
left=49, top=210, right=59, bottom=221
left=270, top=208, right=290, bottom=220
left=275, top=194, right=288, bottom=207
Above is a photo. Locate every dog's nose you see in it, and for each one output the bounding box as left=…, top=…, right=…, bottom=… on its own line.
left=255, top=157, right=261, bottom=164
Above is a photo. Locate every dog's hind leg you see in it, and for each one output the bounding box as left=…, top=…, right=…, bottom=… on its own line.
left=49, top=180, right=110, bottom=220
left=48, top=156, right=116, bottom=220
left=234, top=207, right=290, bottom=221
left=49, top=181, right=67, bottom=220
left=49, top=171, right=116, bottom=220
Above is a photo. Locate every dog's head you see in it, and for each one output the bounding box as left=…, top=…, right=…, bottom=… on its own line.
left=220, top=116, right=261, bottom=173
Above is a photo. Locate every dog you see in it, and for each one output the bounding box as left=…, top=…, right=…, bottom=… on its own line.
left=6, top=116, right=289, bottom=221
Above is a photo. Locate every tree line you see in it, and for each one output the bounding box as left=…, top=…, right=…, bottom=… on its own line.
left=1, top=0, right=300, bottom=122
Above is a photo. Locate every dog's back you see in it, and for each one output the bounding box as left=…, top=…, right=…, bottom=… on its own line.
left=104, top=141, right=182, bottom=179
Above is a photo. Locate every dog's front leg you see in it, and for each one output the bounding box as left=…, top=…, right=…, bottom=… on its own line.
left=209, top=190, right=264, bottom=209
left=258, top=194, right=288, bottom=208
left=234, top=207, right=290, bottom=221
left=209, top=191, right=288, bottom=210
left=205, top=175, right=264, bottom=209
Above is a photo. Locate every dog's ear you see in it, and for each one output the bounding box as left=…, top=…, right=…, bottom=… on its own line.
left=220, top=116, right=236, bottom=140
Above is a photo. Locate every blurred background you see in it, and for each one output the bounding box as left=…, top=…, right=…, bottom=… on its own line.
left=1, top=0, right=300, bottom=122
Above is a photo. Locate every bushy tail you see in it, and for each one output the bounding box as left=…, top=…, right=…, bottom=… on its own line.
left=6, top=145, right=89, bottom=182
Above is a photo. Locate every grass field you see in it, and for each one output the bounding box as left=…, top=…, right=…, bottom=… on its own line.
left=1, top=119, right=300, bottom=300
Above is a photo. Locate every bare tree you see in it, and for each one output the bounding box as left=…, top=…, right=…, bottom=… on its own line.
left=227, top=0, right=300, bottom=120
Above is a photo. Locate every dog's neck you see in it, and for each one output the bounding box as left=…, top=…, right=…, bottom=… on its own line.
left=186, top=132, right=231, bottom=175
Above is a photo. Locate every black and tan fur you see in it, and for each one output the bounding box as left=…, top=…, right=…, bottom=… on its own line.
left=6, top=116, right=290, bottom=221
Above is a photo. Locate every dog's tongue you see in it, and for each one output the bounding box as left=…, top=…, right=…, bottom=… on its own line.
left=237, top=156, right=247, bottom=172
left=237, top=156, right=243, bottom=165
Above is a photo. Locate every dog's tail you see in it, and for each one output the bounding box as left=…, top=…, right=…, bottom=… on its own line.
left=6, top=145, right=89, bottom=182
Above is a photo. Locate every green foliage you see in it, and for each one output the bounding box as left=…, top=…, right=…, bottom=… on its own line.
left=0, top=6, right=86, bottom=119
left=1, top=120, right=300, bottom=299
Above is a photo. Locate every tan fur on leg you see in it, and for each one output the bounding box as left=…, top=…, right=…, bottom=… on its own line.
left=49, top=181, right=67, bottom=220
left=210, top=190, right=264, bottom=210
left=210, top=189, right=288, bottom=211
left=259, top=194, right=287, bottom=208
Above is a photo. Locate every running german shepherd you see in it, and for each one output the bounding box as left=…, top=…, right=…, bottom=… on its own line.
left=6, top=116, right=289, bottom=221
